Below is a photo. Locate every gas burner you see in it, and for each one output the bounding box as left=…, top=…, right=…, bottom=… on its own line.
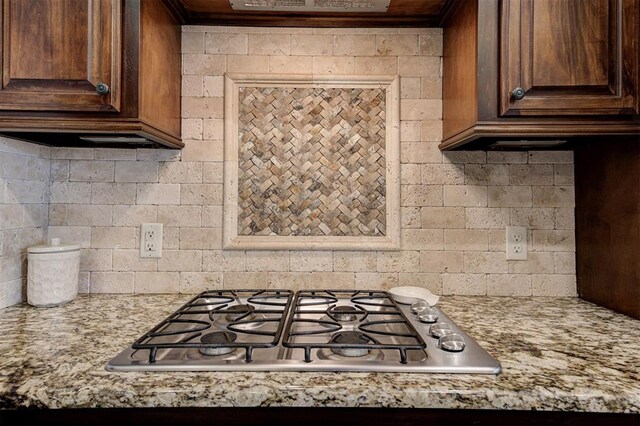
left=199, top=331, right=238, bottom=356
left=329, top=331, right=377, bottom=357
left=225, top=304, right=255, bottom=322
left=317, top=346, right=384, bottom=362
left=327, top=305, right=360, bottom=322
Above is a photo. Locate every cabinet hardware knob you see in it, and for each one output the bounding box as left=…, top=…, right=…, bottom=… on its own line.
left=511, top=87, right=525, bottom=100
left=96, top=82, right=110, bottom=95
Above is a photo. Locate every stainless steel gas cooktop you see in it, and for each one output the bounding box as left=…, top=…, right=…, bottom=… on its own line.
left=107, top=289, right=501, bottom=374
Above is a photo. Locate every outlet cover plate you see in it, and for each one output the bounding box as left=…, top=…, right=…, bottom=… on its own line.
left=506, top=226, right=527, bottom=260
left=140, top=223, right=163, bottom=258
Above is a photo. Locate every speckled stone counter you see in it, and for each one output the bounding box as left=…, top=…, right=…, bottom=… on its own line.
left=0, top=294, right=639, bottom=413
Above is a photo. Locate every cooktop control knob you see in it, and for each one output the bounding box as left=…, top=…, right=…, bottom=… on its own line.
left=439, top=333, right=466, bottom=352
left=429, top=322, right=454, bottom=339
left=410, top=300, right=430, bottom=315
left=417, top=308, right=439, bottom=323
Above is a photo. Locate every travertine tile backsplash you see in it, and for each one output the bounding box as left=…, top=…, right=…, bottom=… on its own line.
left=0, top=26, right=576, bottom=306
left=0, top=138, right=50, bottom=308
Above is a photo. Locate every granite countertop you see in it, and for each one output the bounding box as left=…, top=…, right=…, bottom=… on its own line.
left=0, top=294, right=639, bottom=413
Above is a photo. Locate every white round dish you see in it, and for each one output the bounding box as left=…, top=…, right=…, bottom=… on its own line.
left=388, top=286, right=440, bottom=306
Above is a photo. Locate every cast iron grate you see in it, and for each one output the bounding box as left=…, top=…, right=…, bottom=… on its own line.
left=131, top=289, right=293, bottom=363
left=281, top=290, right=426, bottom=363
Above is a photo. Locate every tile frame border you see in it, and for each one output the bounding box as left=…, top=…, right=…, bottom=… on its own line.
left=223, top=73, right=400, bottom=251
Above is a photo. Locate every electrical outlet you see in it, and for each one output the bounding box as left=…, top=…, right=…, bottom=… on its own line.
left=140, top=223, right=163, bottom=258
left=506, top=226, right=527, bottom=260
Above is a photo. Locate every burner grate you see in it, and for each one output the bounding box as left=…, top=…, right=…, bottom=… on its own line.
left=131, top=290, right=293, bottom=363
left=281, top=290, right=426, bottom=364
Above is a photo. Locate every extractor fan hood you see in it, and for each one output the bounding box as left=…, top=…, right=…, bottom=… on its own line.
left=229, top=0, right=391, bottom=13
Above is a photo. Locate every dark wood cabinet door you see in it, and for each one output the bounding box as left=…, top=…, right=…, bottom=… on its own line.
left=0, top=0, right=121, bottom=112
left=500, top=0, right=639, bottom=116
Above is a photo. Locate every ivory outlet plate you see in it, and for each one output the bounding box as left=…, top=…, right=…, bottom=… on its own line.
left=506, top=226, right=527, bottom=260
left=140, top=223, right=163, bottom=258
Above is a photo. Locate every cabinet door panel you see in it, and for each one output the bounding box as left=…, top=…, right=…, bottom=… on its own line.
left=500, top=0, right=639, bottom=116
left=0, top=0, right=121, bottom=112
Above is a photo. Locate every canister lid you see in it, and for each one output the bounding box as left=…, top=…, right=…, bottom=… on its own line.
left=28, top=238, right=81, bottom=254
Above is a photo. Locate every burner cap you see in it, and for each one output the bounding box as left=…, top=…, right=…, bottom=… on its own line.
left=225, top=304, right=255, bottom=322
left=329, top=331, right=374, bottom=358
left=327, top=305, right=360, bottom=322
left=199, top=331, right=238, bottom=356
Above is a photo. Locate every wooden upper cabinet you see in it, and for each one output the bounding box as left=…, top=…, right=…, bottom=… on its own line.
left=500, top=0, right=639, bottom=116
left=0, top=0, right=122, bottom=112
left=441, top=0, right=640, bottom=150
left=0, top=0, right=182, bottom=149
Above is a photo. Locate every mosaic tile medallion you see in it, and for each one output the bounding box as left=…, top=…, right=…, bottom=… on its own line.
left=224, top=74, right=400, bottom=250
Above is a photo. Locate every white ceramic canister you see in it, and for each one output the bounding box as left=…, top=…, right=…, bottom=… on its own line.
left=27, top=238, right=81, bottom=307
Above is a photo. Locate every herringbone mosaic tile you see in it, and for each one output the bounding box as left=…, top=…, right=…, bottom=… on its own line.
left=237, top=86, right=386, bottom=236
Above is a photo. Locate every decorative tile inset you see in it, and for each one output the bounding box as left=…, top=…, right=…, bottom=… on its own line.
left=237, top=87, right=386, bottom=237
left=224, top=74, right=400, bottom=250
